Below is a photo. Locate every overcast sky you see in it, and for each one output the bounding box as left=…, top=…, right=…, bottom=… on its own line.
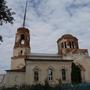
left=0, top=0, right=90, bottom=73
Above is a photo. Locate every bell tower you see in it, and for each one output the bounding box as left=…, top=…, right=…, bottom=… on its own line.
left=11, top=0, right=30, bottom=69
left=11, top=27, right=31, bottom=69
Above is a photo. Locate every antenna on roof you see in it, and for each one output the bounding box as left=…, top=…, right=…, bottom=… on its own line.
left=23, top=0, right=28, bottom=27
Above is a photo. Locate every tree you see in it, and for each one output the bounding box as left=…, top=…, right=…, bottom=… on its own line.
left=0, top=0, right=14, bottom=25
left=0, top=0, right=15, bottom=42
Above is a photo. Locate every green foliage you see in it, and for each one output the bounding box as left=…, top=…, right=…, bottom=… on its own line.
left=0, top=0, right=15, bottom=43
left=0, top=0, right=15, bottom=25
left=0, top=83, right=90, bottom=90
left=71, top=62, right=82, bottom=84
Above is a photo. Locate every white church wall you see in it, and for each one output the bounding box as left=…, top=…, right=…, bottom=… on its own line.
left=25, top=60, right=72, bottom=85
left=4, top=72, right=25, bottom=87
left=0, top=74, right=6, bottom=87
left=11, top=58, right=25, bottom=69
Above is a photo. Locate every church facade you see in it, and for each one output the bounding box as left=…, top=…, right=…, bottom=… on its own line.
left=2, top=27, right=90, bottom=87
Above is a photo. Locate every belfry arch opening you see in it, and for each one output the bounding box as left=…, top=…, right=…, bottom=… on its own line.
left=21, top=34, right=25, bottom=40
left=61, top=41, right=76, bottom=49
left=20, top=34, right=25, bottom=45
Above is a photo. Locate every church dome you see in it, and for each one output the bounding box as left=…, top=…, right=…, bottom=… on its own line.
left=57, top=34, right=79, bottom=55
left=57, top=34, right=78, bottom=43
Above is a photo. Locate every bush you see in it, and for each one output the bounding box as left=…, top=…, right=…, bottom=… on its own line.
left=0, top=83, right=90, bottom=90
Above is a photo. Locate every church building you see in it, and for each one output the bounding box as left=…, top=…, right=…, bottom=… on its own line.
left=2, top=27, right=90, bottom=87
left=1, top=1, right=90, bottom=86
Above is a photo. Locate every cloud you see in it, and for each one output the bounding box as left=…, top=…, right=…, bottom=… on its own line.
left=65, top=0, right=90, bottom=16
left=0, top=0, right=90, bottom=73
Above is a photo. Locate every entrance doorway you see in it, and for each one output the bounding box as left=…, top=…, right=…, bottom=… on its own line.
left=71, top=63, right=85, bottom=83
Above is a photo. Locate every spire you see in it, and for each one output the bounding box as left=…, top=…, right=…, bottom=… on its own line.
left=23, top=0, right=28, bottom=27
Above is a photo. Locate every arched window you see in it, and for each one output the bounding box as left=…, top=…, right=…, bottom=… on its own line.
left=34, top=70, right=39, bottom=81
left=33, top=67, right=40, bottom=82
left=18, top=50, right=23, bottom=56
left=21, top=50, right=23, bottom=54
left=48, top=68, right=53, bottom=80
left=62, top=69, right=66, bottom=81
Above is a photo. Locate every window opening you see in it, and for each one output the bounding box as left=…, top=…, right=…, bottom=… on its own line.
left=62, top=69, right=66, bottom=81
left=34, top=71, right=39, bottom=81
left=48, top=69, right=53, bottom=80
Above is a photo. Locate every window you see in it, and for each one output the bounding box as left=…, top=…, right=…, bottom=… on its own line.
left=33, top=67, right=41, bottom=82
left=48, top=69, right=53, bottom=80
left=18, top=50, right=23, bottom=56
left=62, top=69, right=66, bottom=81
left=21, top=50, right=23, bottom=54
left=34, top=71, right=39, bottom=81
